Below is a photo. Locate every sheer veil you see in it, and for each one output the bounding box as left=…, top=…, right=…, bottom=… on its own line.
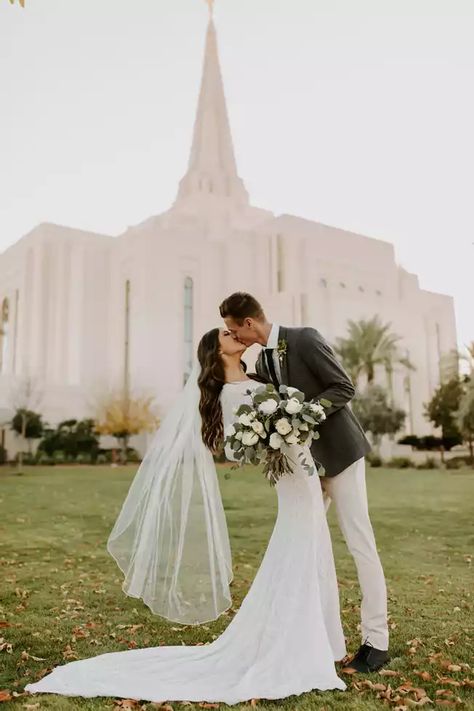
left=107, top=362, right=232, bottom=625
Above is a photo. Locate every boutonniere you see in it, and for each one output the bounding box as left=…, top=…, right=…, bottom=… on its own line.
left=277, top=339, right=288, bottom=365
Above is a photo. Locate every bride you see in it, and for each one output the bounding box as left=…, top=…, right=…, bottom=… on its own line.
left=25, top=328, right=346, bottom=704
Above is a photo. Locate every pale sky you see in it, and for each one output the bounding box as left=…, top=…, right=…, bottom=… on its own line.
left=1, top=0, right=473, bottom=348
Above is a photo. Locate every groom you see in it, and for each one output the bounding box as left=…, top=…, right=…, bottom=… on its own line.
left=219, top=291, right=389, bottom=673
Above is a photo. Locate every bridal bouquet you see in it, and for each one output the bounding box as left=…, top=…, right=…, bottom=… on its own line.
left=224, top=384, right=331, bottom=485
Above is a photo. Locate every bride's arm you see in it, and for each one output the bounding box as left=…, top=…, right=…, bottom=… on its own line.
left=220, top=389, right=242, bottom=463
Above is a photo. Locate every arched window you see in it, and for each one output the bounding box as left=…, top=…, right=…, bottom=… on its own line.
left=0, top=298, right=9, bottom=374
left=183, top=277, right=194, bottom=385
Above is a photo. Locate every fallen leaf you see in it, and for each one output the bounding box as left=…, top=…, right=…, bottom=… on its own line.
left=437, top=677, right=461, bottom=687
left=416, top=672, right=432, bottom=682
left=0, top=691, right=12, bottom=703
left=447, top=665, right=462, bottom=672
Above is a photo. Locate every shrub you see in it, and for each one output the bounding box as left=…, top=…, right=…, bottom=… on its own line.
left=35, top=452, right=54, bottom=466
left=387, top=457, right=413, bottom=469
left=445, top=458, right=462, bottom=470
left=416, top=457, right=439, bottom=470
left=445, top=456, right=471, bottom=470
left=367, top=453, right=383, bottom=468
left=96, top=453, right=108, bottom=465
left=14, top=452, right=35, bottom=465
left=75, top=452, right=93, bottom=465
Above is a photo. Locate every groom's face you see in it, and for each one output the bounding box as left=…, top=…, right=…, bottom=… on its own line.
left=223, top=316, right=260, bottom=347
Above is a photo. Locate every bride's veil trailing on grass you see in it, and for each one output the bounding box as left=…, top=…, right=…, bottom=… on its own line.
left=107, top=362, right=233, bottom=625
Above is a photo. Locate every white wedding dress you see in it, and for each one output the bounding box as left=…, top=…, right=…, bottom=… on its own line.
left=25, top=379, right=346, bottom=704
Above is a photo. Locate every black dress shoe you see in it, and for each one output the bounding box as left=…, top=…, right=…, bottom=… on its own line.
left=344, top=642, right=390, bottom=673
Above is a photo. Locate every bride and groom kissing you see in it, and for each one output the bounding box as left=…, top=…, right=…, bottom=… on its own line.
left=25, top=291, right=390, bottom=705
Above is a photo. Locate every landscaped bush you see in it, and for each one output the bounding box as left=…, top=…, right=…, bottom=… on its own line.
left=38, top=419, right=99, bottom=461
left=386, top=456, right=414, bottom=469
left=75, top=452, right=93, bottom=465
left=445, top=456, right=472, bottom=470
left=367, top=453, right=383, bottom=467
left=416, top=457, right=439, bottom=470
left=14, top=452, right=35, bottom=465
left=35, top=452, right=54, bottom=466
left=96, top=447, right=141, bottom=465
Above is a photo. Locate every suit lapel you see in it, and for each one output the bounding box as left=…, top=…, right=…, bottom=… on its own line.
left=278, top=326, right=290, bottom=385
left=256, top=348, right=268, bottom=380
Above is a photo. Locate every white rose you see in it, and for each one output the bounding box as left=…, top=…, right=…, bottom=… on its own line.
left=286, top=386, right=300, bottom=397
left=258, top=399, right=278, bottom=415
left=285, top=432, right=300, bottom=445
left=235, top=431, right=243, bottom=441
left=238, top=413, right=253, bottom=427
left=251, top=420, right=265, bottom=435
left=299, top=422, right=309, bottom=431
left=269, top=432, right=284, bottom=450
left=242, top=431, right=259, bottom=446
left=310, top=403, right=326, bottom=422
left=225, top=424, right=236, bottom=437
left=285, top=397, right=303, bottom=415
left=275, top=417, right=292, bottom=436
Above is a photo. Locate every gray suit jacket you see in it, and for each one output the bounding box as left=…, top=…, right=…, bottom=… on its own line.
left=255, top=325, right=371, bottom=477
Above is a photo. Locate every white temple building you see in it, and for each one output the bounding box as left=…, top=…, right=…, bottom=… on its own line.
left=0, top=11, right=457, bottom=457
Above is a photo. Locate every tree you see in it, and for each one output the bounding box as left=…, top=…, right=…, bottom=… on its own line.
left=334, top=316, right=415, bottom=395
left=425, top=377, right=464, bottom=439
left=456, top=378, right=474, bottom=466
left=8, top=0, right=25, bottom=6
left=11, top=409, right=43, bottom=453
left=95, top=393, right=158, bottom=463
left=9, top=377, right=42, bottom=472
left=424, top=377, right=464, bottom=461
left=352, top=384, right=406, bottom=453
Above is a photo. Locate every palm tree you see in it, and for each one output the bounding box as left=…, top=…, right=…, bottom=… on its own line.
left=334, top=316, right=415, bottom=396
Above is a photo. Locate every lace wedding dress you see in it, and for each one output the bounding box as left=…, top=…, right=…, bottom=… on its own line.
left=25, top=379, right=346, bottom=704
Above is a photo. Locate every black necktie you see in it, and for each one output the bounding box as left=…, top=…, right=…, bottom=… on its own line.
left=265, top=349, right=279, bottom=389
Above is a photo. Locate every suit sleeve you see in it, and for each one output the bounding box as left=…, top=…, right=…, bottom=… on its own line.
left=298, top=327, right=355, bottom=416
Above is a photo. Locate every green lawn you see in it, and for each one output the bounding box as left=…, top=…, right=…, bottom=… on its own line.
left=0, top=464, right=473, bottom=710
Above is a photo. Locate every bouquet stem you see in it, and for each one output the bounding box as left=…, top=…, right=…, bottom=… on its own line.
left=262, top=450, right=294, bottom=486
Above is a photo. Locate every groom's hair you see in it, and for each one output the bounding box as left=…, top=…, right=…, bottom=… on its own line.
left=219, top=292, right=266, bottom=324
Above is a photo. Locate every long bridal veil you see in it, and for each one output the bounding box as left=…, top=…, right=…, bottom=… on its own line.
left=107, top=362, right=233, bottom=625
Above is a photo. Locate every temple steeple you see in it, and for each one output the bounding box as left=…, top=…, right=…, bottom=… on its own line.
left=174, top=10, right=249, bottom=210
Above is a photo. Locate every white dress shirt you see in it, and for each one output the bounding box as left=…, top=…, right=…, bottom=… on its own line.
left=263, top=323, right=281, bottom=383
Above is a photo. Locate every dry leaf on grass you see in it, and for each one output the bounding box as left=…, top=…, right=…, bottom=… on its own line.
left=0, top=691, right=12, bottom=703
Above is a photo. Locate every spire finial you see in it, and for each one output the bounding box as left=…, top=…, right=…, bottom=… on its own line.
left=205, top=0, right=214, bottom=17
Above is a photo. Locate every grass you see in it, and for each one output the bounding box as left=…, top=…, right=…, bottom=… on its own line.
left=0, top=464, right=473, bottom=710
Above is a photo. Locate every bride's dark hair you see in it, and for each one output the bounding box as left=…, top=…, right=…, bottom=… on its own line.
left=197, top=329, right=226, bottom=452
left=197, top=329, right=265, bottom=452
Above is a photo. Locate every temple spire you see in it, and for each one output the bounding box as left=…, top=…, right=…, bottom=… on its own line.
left=175, top=9, right=249, bottom=210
